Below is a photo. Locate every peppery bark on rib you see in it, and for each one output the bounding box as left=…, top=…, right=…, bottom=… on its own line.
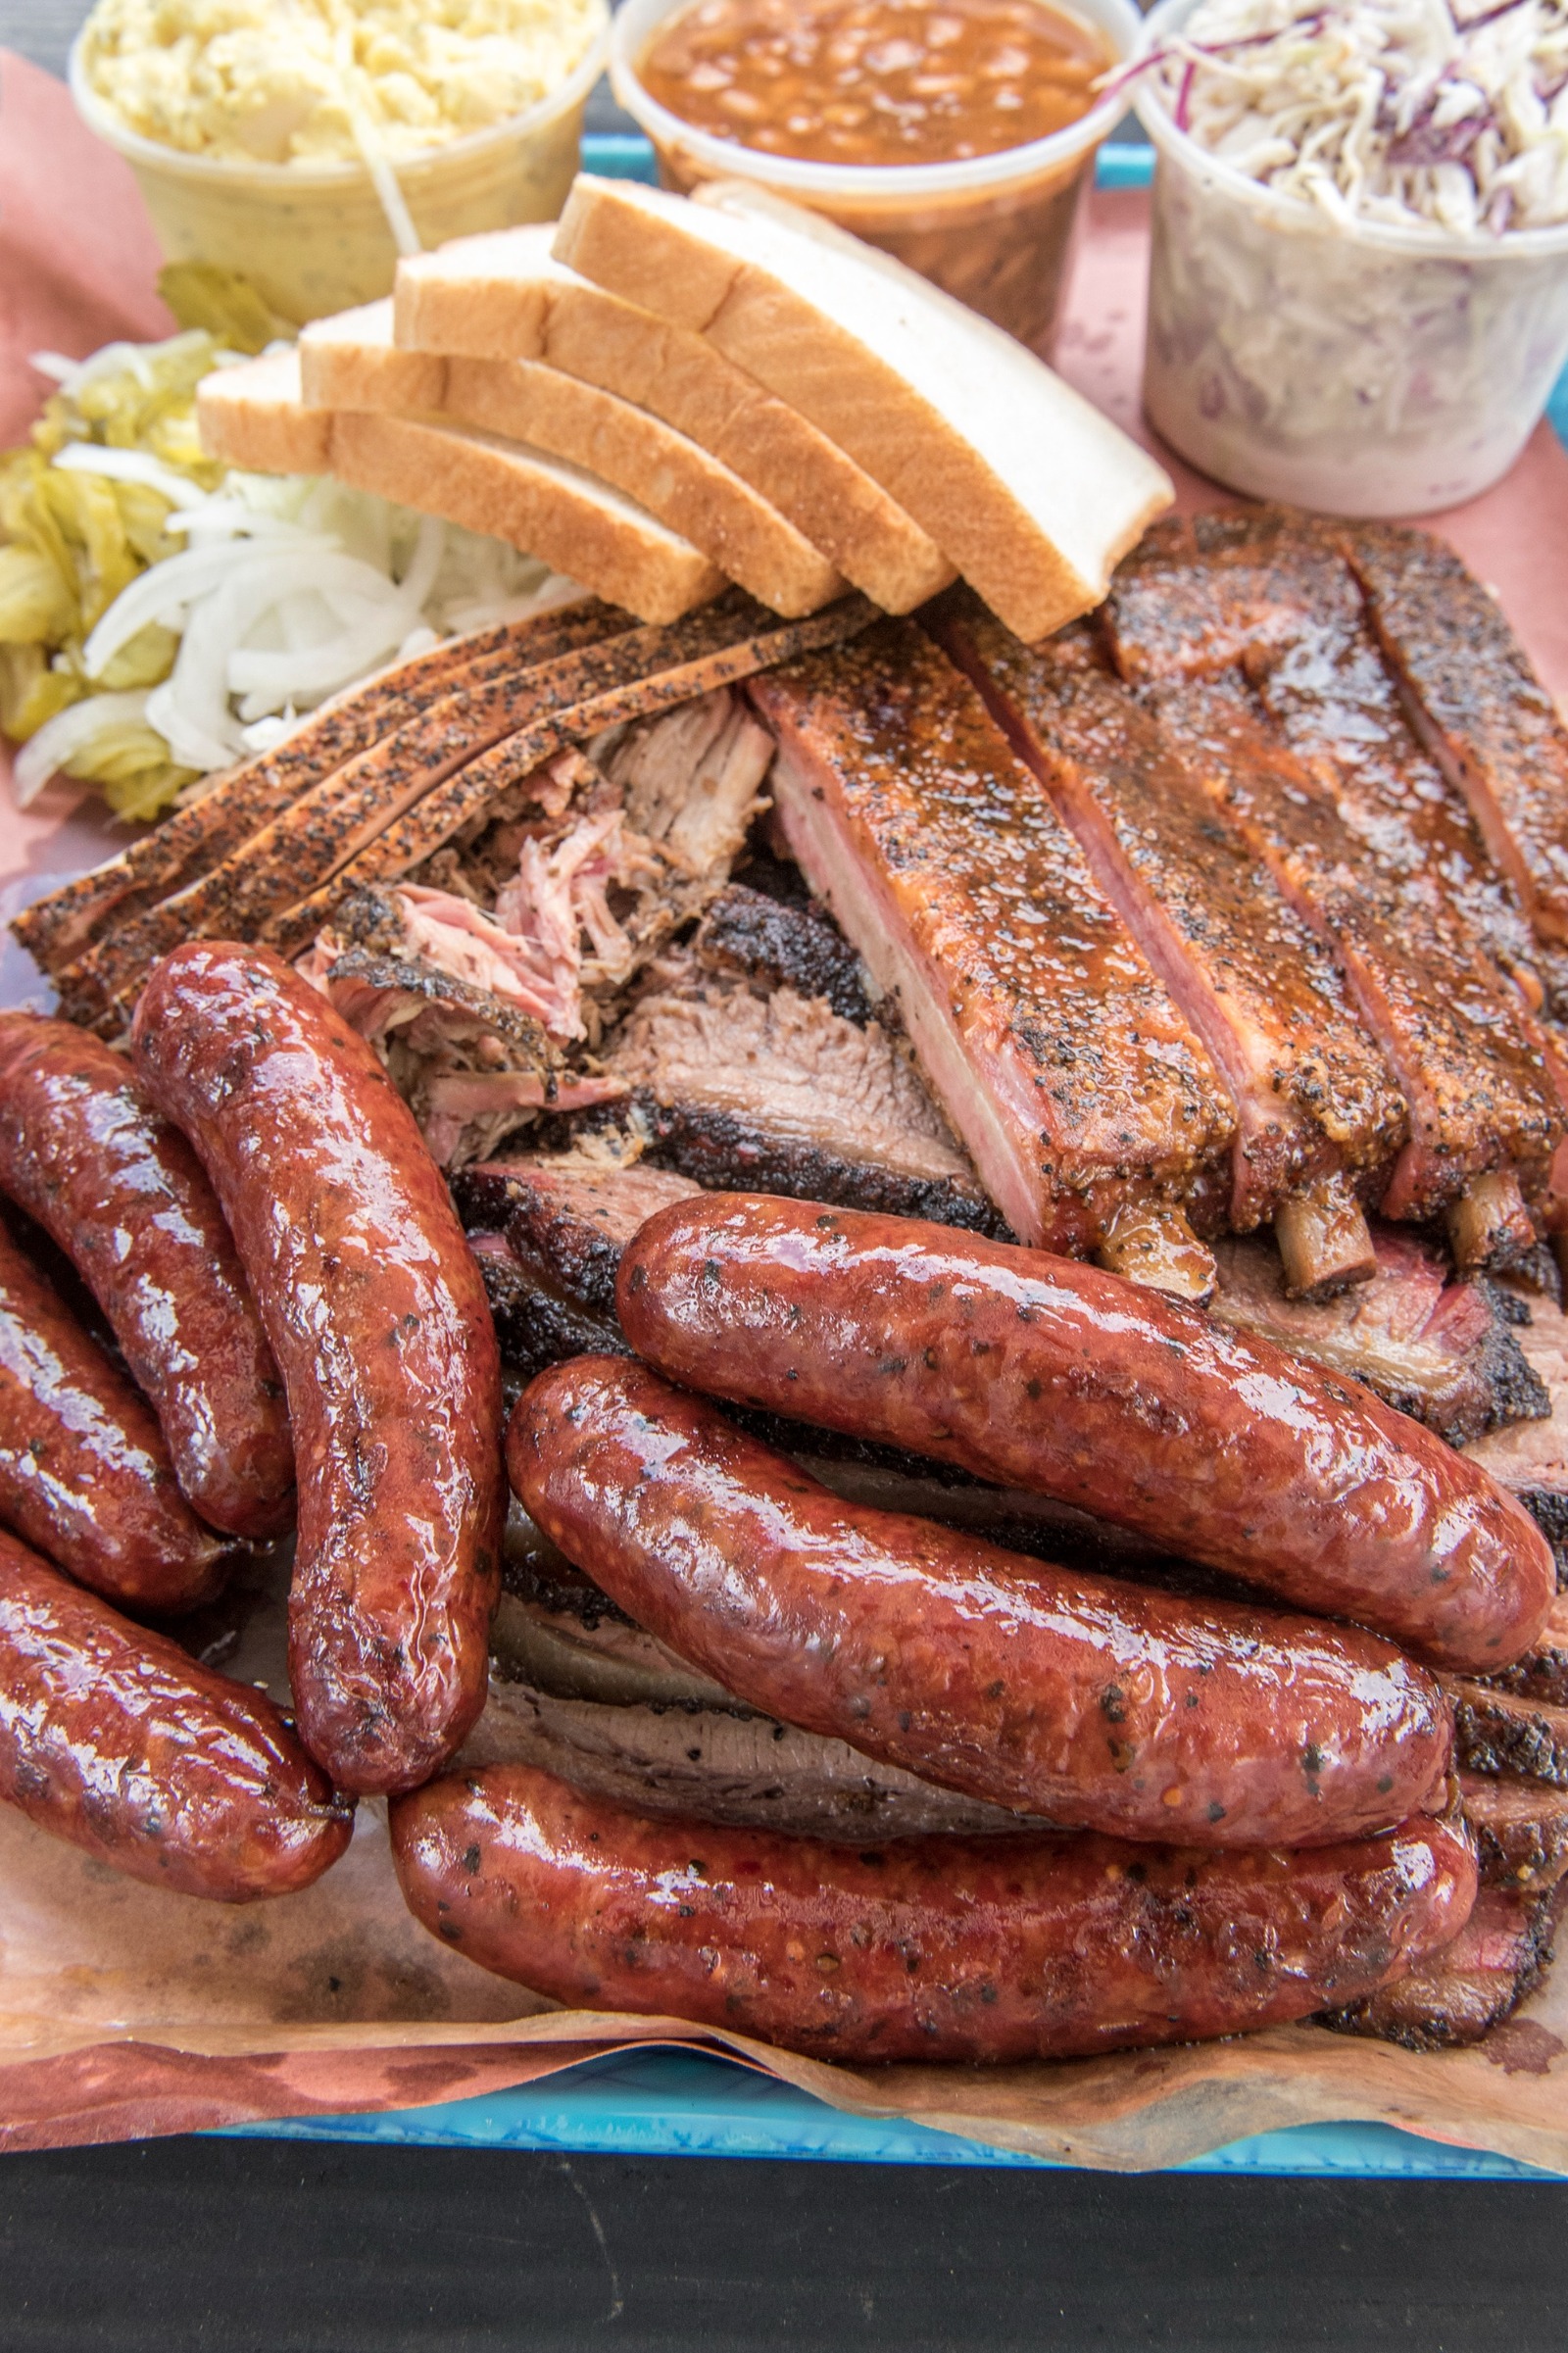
left=1339, top=519, right=1568, bottom=968
left=932, top=588, right=1406, bottom=1232
left=1104, top=517, right=1562, bottom=1222
left=749, top=616, right=1236, bottom=1253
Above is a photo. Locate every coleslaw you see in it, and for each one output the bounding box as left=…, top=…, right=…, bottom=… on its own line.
left=1139, top=0, right=1568, bottom=237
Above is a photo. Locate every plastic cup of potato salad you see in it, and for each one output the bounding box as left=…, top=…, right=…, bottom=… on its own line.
left=1134, top=0, right=1568, bottom=515
left=610, top=0, right=1143, bottom=355
left=69, top=8, right=609, bottom=327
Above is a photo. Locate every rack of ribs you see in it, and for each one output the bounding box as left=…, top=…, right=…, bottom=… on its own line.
left=1103, top=511, right=1567, bottom=1277
left=749, top=616, right=1237, bottom=1299
left=929, top=589, right=1407, bottom=1299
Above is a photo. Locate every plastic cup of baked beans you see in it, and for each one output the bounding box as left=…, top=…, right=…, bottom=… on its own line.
left=610, top=0, right=1145, bottom=357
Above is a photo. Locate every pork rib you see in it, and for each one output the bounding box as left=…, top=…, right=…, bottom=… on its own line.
left=1106, top=514, right=1566, bottom=1266
left=748, top=616, right=1236, bottom=1287
left=1343, top=520, right=1568, bottom=966
left=932, top=591, right=1405, bottom=1294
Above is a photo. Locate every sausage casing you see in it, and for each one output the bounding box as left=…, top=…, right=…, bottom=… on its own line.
left=131, top=943, right=505, bottom=1793
left=0, top=1217, right=226, bottom=1610
left=0, top=1526, right=352, bottom=1899
left=510, top=1356, right=1452, bottom=1848
left=617, top=1196, right=1553, bottom=1672
left=0, top=1012, right=294, bottom=1541
left=390, top=1762, right=1477, bottom=2063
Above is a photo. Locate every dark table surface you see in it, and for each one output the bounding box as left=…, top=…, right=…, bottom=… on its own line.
left=4, top=9, right=1568, bottom=2346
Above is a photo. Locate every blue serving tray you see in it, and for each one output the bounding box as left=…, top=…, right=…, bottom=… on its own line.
left=222, top=2043, right=1564, bottom=2176
left=218, top=126, right=1566, bottom=2180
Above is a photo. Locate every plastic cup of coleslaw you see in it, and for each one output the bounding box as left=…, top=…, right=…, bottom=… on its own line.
left=610, top=0, right=1144, bottom=355
left=1135, top=0, right=1568, bottom=515
left=69, top=13, right=609, bottom=328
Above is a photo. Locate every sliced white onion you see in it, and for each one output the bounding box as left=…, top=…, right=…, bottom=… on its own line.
left=82, top=538, right=306, bottom=677
left=13, top=691, right=149, bottom=807
left=53, top=444, right=209, bottom=511
left=225, top=516, right=444, bottom=699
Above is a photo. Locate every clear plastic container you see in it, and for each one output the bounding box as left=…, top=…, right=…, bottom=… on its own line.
left=610, top=0, right=1143, bottom=356
left=69, top=14, right=609, bottom=328
left=1136, top=0, right=1568, bottom=515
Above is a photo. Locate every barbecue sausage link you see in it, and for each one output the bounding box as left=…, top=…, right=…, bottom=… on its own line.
left=617, top=1198, right=1554, bottom=1672
left=0, top=1012, right=293, bottom=1542
left=131, top=943, right=505, bottom=1794
left=0, top=1218, right=226, bottom=1610
left=510, top=1357, right=1453, bottom=1848
left=0, top=1527, right=353, bottom=1899
left=390, top=1763, right=1477, bottom=2063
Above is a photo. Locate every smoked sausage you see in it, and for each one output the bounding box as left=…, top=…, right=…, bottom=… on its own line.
left=131, top=943, right=504, bottom=1794
left=510, top=1356, right=1453, bottom=1848
left=616, top=1197, right=1554, bottom=1672
left=0, top=1526, right=353, bottom=1899
left=0, top=1217, right=226, bottom=1610
left=390, top=1762, right=1478, bottom=2063
left=0, top=1011, right=293, bottom=1541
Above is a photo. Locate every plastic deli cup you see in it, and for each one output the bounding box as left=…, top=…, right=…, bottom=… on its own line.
left=610, top=0, right=1142, bottom=356
left=69, top=13, right=609, bottom=327
left=1135, top=0, right=1568, bottom=516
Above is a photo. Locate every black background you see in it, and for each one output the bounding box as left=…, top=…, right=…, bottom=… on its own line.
left=4, top=10, right=1568, bottom=2346
left=4, top=2133, right=1568, bottom=2349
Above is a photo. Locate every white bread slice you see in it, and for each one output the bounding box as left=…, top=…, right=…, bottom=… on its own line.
left=444, top=361, right=843, bottom=619
left=394, top=226, right=951, bottom=614
left=552, top=175, right=1174, bottom=642
left=327, top=413, right=725, bottom=624
left=301, top=298, right=843, bottom=617
left=299, top=300, right=446, bottom=414
left=196, top=349, right=332, bottom=474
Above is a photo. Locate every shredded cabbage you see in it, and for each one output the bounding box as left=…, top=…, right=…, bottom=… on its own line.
left=1139, top=0, right=1568, bottom=235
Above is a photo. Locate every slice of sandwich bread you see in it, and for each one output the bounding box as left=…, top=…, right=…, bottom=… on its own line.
left=299, top=300, right=447, bottom=414
left=551, top=175, right=1174, bottom=641
left=302, top=300, right=844, bottom=616
left=196, top=348, right=333, bottom=474
left=394, top=226, right=951, bottom=613
left=329, top=412, right=726, bottom=623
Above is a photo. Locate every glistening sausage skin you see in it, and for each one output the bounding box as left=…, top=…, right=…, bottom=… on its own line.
left=0, top=1527, right=353, bottom=1899
left=0, top=1218, right=226, bottom=1610
left=390, top=1763, right=1478, bottom=2064
left=510, top=1356, right=1452, bottom=1849
left=616, top=1197, right=1554, bottom=1672
left=0, top=1012, right=294, bottom=1541
left=131, top=943, right=505, bottom=1795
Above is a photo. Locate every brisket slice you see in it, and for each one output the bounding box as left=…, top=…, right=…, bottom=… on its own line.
left=1460, top=1772, right=1568, bottom=1893
left=1481, top=1594, right=1568, bottom=1710
left=64, top=599, right=787, bottom=1034
left=265, top=597, right=875, bottom=967
left=932, top=591, right=1403, bottom=1280
left=1341, top=520, right=1568, bottom=967
left=748, top=617, right=1236, bottom=1274
left=695, top=882, right=874, bottom=1024
left=10, top=600, right=629, bottom=978
left=1210, top=1224, right=1547, bottom=1447
left=1466, top=1291, right=1568, bottom=1569
left=1105, top=514, right=1564, bottom=1252
left=1320, top=1883, right=1563, bottom=2050
left=1448, top=1680, right=1568, bottom=1787
left=460, top=1674, right=1049, bottom=1839
left=592, top=958, right=1002, bottom=1233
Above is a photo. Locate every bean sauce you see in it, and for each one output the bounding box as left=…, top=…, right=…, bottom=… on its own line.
left=639, top=0, right=1109, bottom=169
